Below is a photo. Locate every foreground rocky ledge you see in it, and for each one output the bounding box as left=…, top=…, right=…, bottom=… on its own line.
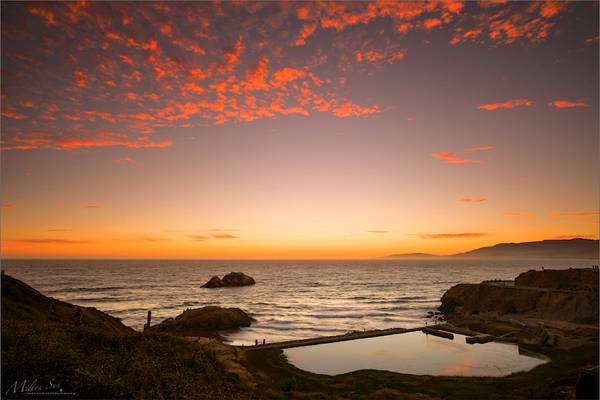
left=439, top=268, right=599, bottom=325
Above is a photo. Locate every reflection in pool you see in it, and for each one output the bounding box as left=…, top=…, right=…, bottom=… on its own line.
left=283, top=331, right=548, bottom=376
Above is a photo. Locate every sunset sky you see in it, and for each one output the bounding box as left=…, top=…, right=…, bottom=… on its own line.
left=1, top=1, right=598, bottom=259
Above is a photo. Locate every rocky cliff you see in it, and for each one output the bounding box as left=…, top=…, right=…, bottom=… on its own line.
left=515, top=268, right=598, bottom=291
left=439, top=268, right=599, bottom=324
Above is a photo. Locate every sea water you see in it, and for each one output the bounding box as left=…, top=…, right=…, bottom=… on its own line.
left=1, top=258, right=593, bottom=344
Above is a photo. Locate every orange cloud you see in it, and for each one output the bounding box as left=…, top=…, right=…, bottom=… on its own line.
left=28, top=5, right=56, bottom=25
left=114, top=157, right=134, bottom=165
left=219, top=35, right=244, bottom=73
left=0, top=130, right=173, bottom=152
left=295, top=23, right=317, bottom=46
left=355, top=50, right=405, bottom=64
left=458, top=198, right=486, bottom=203
left=182, top=82, right=205, bottom=95
left=84, top=204, right=100, bottom=209
left=452, top=2, right=569, bottom=45
left=539, top=1, right=568, bottom=18
left=211, top=233, right=239, bottom=239
left=431, top=152, right=481, bottom=164
left=73, top=68, right=89, bottom=88
left=421, top=233, right=487, bottom=239
left=3, top=239, right=94, bottom=248
left=464, top=145, right=493, bottom=152
left=271, top=67, right=307, bottom=85
left=1, top=110, right=26, bottom=120
left=332, top=102, right=380, bottom=118
left=423, top=18, right=442, bottom=30
left=19, top=100, right=34, bottom=108
left=1, top=1, right=580, bottom=154
left=548, top=100, right=588, bottom=108
left=244, top=57, right=270, bottom=91
left=552, top=211, right=600, bottom=217
left=189, top=68, right=212, bottom=81
left=553, top=234, right=597, bottom=240
left=367, top=230, right=389, bottom=234
left=128, top=113, right=155, bottom=121
left=0, top=204, right=17, bottom=209
left=189, top=234, right=208, bottom=242
left=478, top=99, right=533, bottom=110
left=503, top=211, right=531, bottom=217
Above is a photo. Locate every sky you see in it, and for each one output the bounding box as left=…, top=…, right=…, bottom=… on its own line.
left=1, top=1, right=598, bottom=259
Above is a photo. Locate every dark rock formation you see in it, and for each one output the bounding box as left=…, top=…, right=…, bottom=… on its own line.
left=202, top=276, right=224, bottom=288
left=515, top=268, right=598, bottom=291
left=148, top=306, right=253, bottom=337
left=576, top=367, right=599, bottom=400
left=222, top=272, right=255, bottom=287
left=202, top=272, right=255, bottom=288
left=439, top=270, right=599, bottom=324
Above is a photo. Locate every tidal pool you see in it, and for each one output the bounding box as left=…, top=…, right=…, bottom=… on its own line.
left=284, top=331, right=548, bottom=376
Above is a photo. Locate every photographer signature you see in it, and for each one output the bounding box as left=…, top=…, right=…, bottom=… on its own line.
left=5, top=379, right=75, bottom=396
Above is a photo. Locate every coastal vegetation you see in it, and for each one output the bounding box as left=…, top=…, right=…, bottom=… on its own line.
left=1, top=274, right=252, bottom=399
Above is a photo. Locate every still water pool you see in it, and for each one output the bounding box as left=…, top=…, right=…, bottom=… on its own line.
left=284, top=331, right=548, bottom=376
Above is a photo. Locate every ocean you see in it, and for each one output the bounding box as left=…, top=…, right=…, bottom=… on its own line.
left=1, top=258, right=594, bottom=345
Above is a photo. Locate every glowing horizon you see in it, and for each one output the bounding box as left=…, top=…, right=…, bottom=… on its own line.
left=1, top=1, right=598, bottom=259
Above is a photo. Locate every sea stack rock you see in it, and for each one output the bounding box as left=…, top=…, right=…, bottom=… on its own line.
left=222, top=272, right=255, bottom=287
left=148, top=306, right=253, bottom=337
left=201, top=272, right=255, bottom=288
left=202, top=276, right=224, bottom=288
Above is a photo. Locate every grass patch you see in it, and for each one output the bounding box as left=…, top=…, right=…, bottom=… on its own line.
left=2, top=319, right=251, bottom=399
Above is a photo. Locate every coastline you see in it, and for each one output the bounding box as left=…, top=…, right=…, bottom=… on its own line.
left=2, top=267, right=598, bottom=399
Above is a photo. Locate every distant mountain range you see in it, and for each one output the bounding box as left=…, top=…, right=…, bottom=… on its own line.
left=385, top=239, right=599, bottom=260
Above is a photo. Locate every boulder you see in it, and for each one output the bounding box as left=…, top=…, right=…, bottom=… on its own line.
left=222, top=272, right=255, bottom=287
left=202, top=272, right=255, bottom=288
left=202, top=276, right=224, bottom=288
left=148, top=306, right=253, bottom=337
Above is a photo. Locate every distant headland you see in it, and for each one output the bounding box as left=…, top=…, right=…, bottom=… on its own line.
left=386, top=238, right=599, bottom=259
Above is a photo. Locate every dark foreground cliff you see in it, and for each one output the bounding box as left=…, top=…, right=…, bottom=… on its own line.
left=1, top=274, right=254, bottom=399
